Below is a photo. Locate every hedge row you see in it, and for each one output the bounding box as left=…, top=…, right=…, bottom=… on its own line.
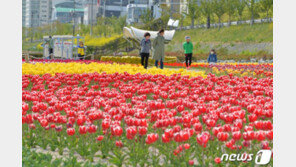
left=100, top=56, right=177, bottom=64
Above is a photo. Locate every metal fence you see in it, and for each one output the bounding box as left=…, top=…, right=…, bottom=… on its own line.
left=178, top=18, right=273, bottom=30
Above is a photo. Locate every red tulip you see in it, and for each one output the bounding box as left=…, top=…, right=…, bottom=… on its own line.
left=217, top=132, right=229, bottom=141
left=188, top=160, right=194, bottom=165
left=67, top=128, right=75, bottom=136
left=111, top=125, right=123, bottom=137
left=183, top=143, right=190, bottom=150
left=138, top=126, right=147, bottom=136
left=146, top=133, right=159, bottom=144
left=196, top=132, right=210, bottom=147
left=40, top=119, right=48, bottom=127
left=162, top=134, right=170, bottom=143
left=215, top=157, right=221, bottom=164
left=29, top=124, right=36, bottom=129
left=96, top=135, right=104, bottom=141
left=79, top=126, right=87, bottom=135
left=232, top=131, right=241, bottom=140
left=115, top=140, right=123, bottom=147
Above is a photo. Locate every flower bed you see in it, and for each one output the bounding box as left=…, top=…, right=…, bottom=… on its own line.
left=22, top=62, right=206, bottom=78
left=22, top=61, right=273, bottom=166
left=164, top=62, right=273, bottom=78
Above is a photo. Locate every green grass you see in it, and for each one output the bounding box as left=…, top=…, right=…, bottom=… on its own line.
left=171, top=23, right=273, bottom=44
left=22, top=41, right=42, bottom=52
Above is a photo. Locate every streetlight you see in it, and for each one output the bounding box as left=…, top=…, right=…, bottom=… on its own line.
left=73, top=0, right=76, bottom=36
left=90, top=0, right=94, bottom=36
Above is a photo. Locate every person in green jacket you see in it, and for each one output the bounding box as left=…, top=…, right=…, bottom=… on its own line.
left=183, top=36, right=193, bottom=69
left=152, top=29, right=165, bottom=69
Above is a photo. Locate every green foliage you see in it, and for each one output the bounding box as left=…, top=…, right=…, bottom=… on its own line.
left=225, top=0, right=237, bottom=24
left=259, top=0, right=273, bottom=18
left=246, top=0, right=260, bottom=24
left=235, top=0, right=247, bottom=20
left=200, top=0, right=213, bottom=28
left=172, top=23, right=273, bottom=43
left=22, top=147, right=61, bottom=167
left=22, top=16, right=127, bottom=42
left=184, top=0, right=200, bottom=28
left=160, top=4, right=171, bottom=29
left=140, top=9, right=153, bottom=24
left=212, top=0, right=226, bottom=25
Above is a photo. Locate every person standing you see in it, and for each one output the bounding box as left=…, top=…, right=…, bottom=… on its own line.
left=77, top=41, right=86, bottom=60
left=152, top=29, right=165, bottom=69
left=207, top=49, right=217, bottom=64
left=140, top=32, right=151, bottom=69
left=44, top=36, right=54, bottom=59
left=183, top=36, right=193, bottom=69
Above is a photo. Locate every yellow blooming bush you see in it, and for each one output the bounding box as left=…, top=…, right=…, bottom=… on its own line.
left=22, top=62, right=207, bottom=78
left=84, top=35, right=122, bottom=47
left=101, top=56, right=177, bottom=64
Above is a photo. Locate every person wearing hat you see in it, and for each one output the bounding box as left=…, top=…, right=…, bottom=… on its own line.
left=183, top=36, right=193, bottom=69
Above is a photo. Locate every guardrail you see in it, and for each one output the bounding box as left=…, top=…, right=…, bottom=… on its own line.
left=22, top=53, right=95, bottom=62
left=178, top=18, right=273, bottom=30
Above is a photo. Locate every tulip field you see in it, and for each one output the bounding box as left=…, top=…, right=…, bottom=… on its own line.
left=22, top=60, right=273, bottom=167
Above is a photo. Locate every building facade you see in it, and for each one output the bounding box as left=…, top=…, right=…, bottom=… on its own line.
left=98, top=0, right=129, bottom=18
left=23, top=0, right=53, bottom=27
left=83, top=0, right=99, bottom=25
left=22, top=0, right=27, bottom=27
left=25, top=0, right=40, bottom=27
left=39, top=0, right=53, bottom=26
left=52, top=0, right=84, bottom=24
left=126, top=0, right=153, bottom=24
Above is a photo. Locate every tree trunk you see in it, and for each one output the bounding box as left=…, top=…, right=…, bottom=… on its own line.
left=207, top=16, right=210, bottom=29
left=251, top=11, right=254, bottom=25
left=228, top=14, right=231, bottom=26
left=239, top=15, right=242, bottom=25
left=218, top=17, right=221, bottom=29
left=191, top=17, right=194, bottom=29
left=180, top=21, right=183, bottom=30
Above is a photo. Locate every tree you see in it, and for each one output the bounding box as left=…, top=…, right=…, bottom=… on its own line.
left=225, top=0, right=236, bottom=26
left=212, top=0, right=226, bottom=28
left=259, top=0, right=273, bottom=20
left=234, top=0, right=246, bottom=23
left=160, top=4, right=171, bottom=29
left=201, top=0, right=213, bottom=29
left=173, top=13, right=185, bottom=30
left=140, top=9, right=153, bottom=24
left=246, top=0, right=258, bottom=25
left=184, top=0, right=199, bottom=28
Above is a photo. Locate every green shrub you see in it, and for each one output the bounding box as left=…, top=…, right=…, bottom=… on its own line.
left=101, top=56, right=177, bottom=64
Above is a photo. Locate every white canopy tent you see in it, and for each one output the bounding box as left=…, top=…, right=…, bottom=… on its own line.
left=123, top=26, right=176, bottom=44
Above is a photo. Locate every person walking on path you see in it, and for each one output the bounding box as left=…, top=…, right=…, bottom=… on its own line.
left=140, top=32, right=151, bottom=69
left=183, top=36, right=193, bottom=69
left=207, top=49, right=217, bottom=64
left=152, top=29, right=165, bottom=69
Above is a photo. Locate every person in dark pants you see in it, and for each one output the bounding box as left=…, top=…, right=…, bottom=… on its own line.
left=140, top=32, right=151, bottom=69
left=45, top=36, right=54, bottom=59
left=77, top=41, right=86, bottom=60
left=183, top=36, right=193, bottom=69
left=152, top=29, right=165, bottom=69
